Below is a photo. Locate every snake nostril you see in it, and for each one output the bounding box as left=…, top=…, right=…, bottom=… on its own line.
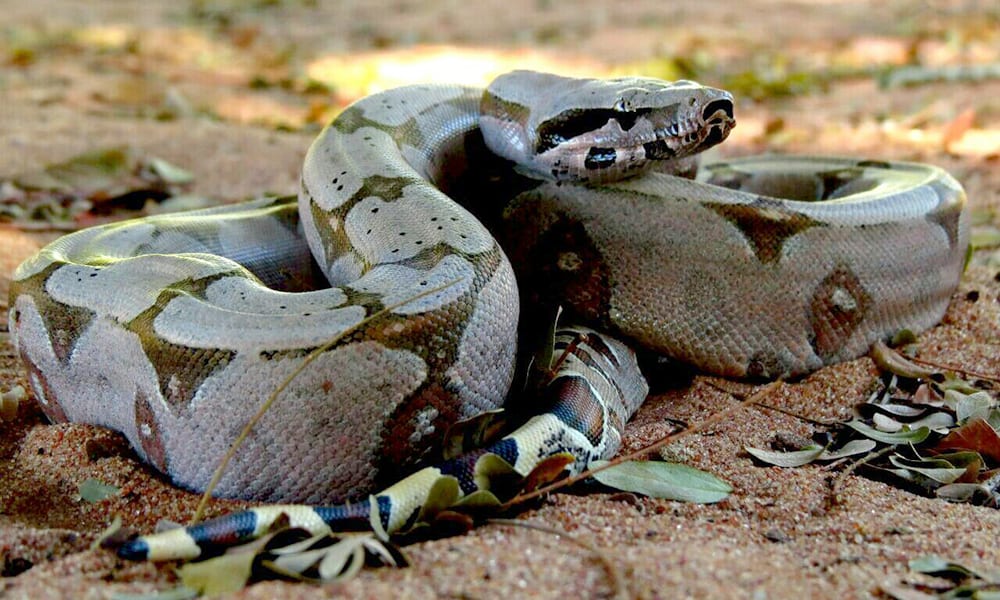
left=702, top=99, right=734, bottom=122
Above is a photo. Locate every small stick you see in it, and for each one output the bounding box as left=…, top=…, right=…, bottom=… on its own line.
left=906, top=356, right=1000, bottom=384
left=829, top=444, right=893, bottom=508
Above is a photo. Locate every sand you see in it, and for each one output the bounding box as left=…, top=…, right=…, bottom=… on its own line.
left=1, top=2, right=998, bottom=598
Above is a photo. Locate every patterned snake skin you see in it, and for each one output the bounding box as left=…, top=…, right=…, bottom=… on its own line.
left=7, top=71, right=968, bottom=560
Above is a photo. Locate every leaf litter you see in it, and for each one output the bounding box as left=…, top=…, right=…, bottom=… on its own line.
left=744, top=340, right=1000, bottom=599
left=1, top=147, right=198, bottom=227
left=746, top=338, right=1000, bottom=507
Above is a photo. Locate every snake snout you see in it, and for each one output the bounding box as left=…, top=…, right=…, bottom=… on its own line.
left=702, top=98, right=734, bottom=123
left=697, top=96, right=735, bottom=150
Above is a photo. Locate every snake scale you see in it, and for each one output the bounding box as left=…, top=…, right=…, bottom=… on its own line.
left=7, top=71, right=968, bottom=561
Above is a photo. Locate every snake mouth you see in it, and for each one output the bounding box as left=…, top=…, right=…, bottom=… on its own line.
left=643, top=96, right=735, bottom=160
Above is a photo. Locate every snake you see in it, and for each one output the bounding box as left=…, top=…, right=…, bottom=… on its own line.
left=7, top=71, right=968, bottom=561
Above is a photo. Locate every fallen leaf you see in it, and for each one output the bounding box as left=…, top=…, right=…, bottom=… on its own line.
left=744, top=444, right=825, bottom=467
left=888, top=455, right=967, bottom=484
left=77, top=478, right=120, bottom=503
left=953, top=391, right=995, bottom=424
left=590, top=460, right=731, bottom=503
left=941, top=107, right=976, bottom=151
left=1, top=385, right=26, bottom=420
left=846, top=420, right=931, bottom=445
left=933, top=418, right=1000, bottom=463
left=262, top=532, right=405, bottom=583
left=935, top=482, right=991, bottom=503
left=819, top=439, right=878, bottom=460
left=1, top=147, right=194, bottom=224
left=869, top=340, right=937, bottom=380
left=177, top=551, right=256, bottom=596
left=522, top=452, right=576, bottom=492
left=909, top=554, right=1000, bottom=584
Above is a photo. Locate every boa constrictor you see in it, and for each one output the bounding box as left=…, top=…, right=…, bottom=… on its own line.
left=7, top=71, right=968, bottom=561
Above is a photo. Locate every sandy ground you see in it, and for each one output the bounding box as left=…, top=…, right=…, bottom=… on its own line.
left=1, top=1, right=999, bottom=598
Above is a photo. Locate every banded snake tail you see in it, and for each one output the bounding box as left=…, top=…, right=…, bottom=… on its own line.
left=7, top=70, right=968, bottom=561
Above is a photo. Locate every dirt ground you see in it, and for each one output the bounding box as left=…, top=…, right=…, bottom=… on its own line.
left=1, top=1, right=999, bottom=598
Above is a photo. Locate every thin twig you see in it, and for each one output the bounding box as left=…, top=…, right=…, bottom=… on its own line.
left=190, top=277, right=464, bottom=524
left=503, top=381, right=783, bottom=510
left=489, top=518, right=627, bottom=600
left=906, top=356, right=1000, bottom=385
left=829, top=444, right=894, bottom=508
left=544, top=332, right=583, bottom=384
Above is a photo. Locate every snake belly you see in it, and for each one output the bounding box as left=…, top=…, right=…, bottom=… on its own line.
left=7, top=71, right=969, bottom=511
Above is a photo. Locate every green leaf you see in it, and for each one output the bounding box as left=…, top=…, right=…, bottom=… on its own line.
left=537, top=306, right=562, bottom=373
left=938, top=375, right=981, bottom=395
left=889, top=329, right=918, bottom=347
left=868, top=403, right=928, bottom=419
left=590, top=460, right=731, bottom=503
left=907, top=411, right=955, bottom=432
left=909, top=554, right=966, bottom=575
left=819, top=439, right=877, bottom=460
left=955, top=391, right=995, bottom=424
left=147, top=157, right=194, bottom=185
left=369, top=495, right=389, bottom=542
left=314, top=538, right=367, bottom=581
left=936, top=483, right=988, bottom=503
left=263, top=533, right=404, bottom=583
left=928, top=450, right=984, bottom=469
left=846, top=420, right=931, bottom=445
left=91, top=515, right=123, bottom=551
left=177, top=551, right=255, bottom=596
left=869, top=340, right=936, bottom=380
left=909, top=555, right=1000, bottom=584
left=1, top=385, right=26, bottom=420
left=744, top=444, right=825, bottom=467
left=888, top=455, right=966, bottom=484
left=971, top=225, right=1000, bottom=249
left=453, top=489, right=502, bottom=510
left=78, top=478, right=120, bottom=503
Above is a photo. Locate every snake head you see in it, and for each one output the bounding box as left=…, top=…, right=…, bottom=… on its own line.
left=481, top=71, right=736, bottom=183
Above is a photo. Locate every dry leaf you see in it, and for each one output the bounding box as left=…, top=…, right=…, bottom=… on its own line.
left=933, top=418, right=1000, bottom=464
left=521, top=453, right=576, bottom=492
left=941, top=107, right=976, bottom=151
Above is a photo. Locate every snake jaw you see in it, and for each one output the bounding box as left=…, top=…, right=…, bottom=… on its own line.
left=644, top=92, right=735, bottom=161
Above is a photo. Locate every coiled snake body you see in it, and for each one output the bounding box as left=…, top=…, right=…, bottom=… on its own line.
left=8, top=71, right=968, bottom=560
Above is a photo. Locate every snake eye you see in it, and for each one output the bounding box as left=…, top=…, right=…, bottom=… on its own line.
left=613, top=98, right=629, bottom=112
